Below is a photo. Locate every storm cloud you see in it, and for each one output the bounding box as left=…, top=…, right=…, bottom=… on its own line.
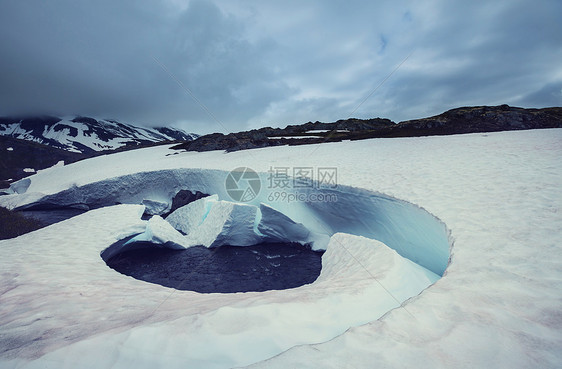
left=0, top=0, right=560, bottom=133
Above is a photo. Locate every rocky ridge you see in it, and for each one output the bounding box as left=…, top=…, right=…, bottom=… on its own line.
left=173, top=105, right=562, bottom=152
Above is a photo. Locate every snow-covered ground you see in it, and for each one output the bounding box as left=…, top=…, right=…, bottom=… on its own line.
left=1, top=129, right=561, bottom=368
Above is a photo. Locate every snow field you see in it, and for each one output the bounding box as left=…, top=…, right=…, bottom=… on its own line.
left=0, top=128, right=560, bottom=368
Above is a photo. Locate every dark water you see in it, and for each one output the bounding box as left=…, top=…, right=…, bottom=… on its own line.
left=20, top=209, right=87, bottom=226
left=106, top=242, right=324, bottom=293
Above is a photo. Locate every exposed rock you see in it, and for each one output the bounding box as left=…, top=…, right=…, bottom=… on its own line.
left=172, top=105, right=562, bottom=152
left=0, top=135, right=85, bottom=188
left=371, top=105, right=562, bottom=138
left=167, top=189, right=209, bottom=216
left=172, top=118, right=394, bottom=152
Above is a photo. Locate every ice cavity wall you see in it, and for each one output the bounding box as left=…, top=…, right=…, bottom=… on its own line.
left=6, top=169, right=450, bottom=275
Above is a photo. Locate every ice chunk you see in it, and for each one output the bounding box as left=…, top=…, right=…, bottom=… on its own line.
left=142, top=199, right=171, bottom=216
left=257, top=203, right=310, bottom=244
left=127, top=215, right=187, bottom=249
left=185, top=199, right=261, bottom=247
left=167, top=195, right=261, bottom=247
left=168, top=198, right=315, bottom=248
left=166, top=195, right=218, bottom=234
left=210, top=201, right=261, bottom=247
left=9, top=178, right=31, bottom=194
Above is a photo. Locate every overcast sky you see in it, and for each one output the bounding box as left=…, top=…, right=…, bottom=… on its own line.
left=0, top=0, right=560, bottom=134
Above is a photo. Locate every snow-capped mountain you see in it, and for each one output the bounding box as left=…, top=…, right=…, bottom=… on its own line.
left=0, top=115, right=198, bottom=153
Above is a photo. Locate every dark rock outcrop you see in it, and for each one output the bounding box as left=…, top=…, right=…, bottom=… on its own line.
left=173, top=118, right=395, bottom=152
left=369, top=105, right=562, bottom=138
left=172, top=105, right=562, bottom=152
left=166, top=190, right=209, bottom=216
left=0, top=135, right=85, bottom=188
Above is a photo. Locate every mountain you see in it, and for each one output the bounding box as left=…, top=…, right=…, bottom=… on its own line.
left=0, top=115, right=198, bottom=154
left=0, top=135, right=84, bottom=189
left=172, top=105, right=562, bottom=152
left=0, top=115, right=199, bottom=188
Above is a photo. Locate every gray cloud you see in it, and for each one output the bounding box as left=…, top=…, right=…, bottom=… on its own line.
left=516, top=82, right=562, bottom=107
left=0, top=0, right=560, bottom=133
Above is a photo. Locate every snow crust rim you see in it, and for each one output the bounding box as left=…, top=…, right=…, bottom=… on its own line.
left=4, top=168, right=451, bottom=275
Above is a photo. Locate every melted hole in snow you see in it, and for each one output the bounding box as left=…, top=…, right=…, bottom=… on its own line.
left=104, top=241, right=324, bottom=293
